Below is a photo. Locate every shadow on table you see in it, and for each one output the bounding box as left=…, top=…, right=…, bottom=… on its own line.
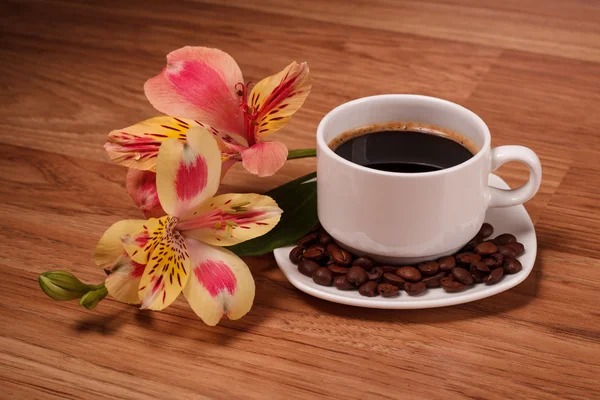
left=71, top=293, right=273, bottom=346
left=73, top=307, right=155, bottom=335
left=297, top=257, right=544, bottom=324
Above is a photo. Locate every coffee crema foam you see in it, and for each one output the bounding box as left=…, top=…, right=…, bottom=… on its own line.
left=328, top=122, right=480, bottom=156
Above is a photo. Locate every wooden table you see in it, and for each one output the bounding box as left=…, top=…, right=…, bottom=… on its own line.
left=1, top=1, right=599, bottom=398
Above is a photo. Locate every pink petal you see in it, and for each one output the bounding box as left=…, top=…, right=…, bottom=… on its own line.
left=182, top=239, right=255, bottom=326
left=178, top=193, right=282, bottom=246
left=144, top=46, right=245, bottom=137
left=126, top=169, right=166, bottom=218
left=194, top=259, right=237, bottom=297
left=156, top=128, right=222, bottom=218
left=241, top=141, right=288, bottom=177
left=220, top=158, right=236, bottom=181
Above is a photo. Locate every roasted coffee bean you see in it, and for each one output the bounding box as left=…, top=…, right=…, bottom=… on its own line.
left=353, top=257, right=375, bottom=270
left=367, top=267, right=384, bottom=282
left=471, top=261, right=490, bottom=273
left=303, top=244, right=326, bottom=261
left=312, top=267, right=333, bottom=286
left=304, top=224, right=524, bottom=296
left=505, top=242, right=525, bottom=256
left=440, top=277, right=466, bottom=293
left=378, top=283, right=400, bottom=297
left=456, top=252, right=481, bottom=265
left=333, top=275, right=355, bottom=290
left=474, top=241, right=499, bottom=256
left=503, top=257, right=523, bottom=274
left=318, top=230, right=334, bottom=245
left=470, top=262, right=489, bottom=283
left=397, top=266, right=422, bottom=282
left=298, top=260, right=320, bottom=277
left=330, top=248, right=353, bottom=266
left=417, top=261, right=440, bottom=277
left=383, top=272, right=406, bottom=287
left=451, top=267, right=474, bottom=285
left=484, top=267, right=504, bottom=285
left=461, top=235, right=483, bottom=252
left=478, top=223, right=494, bottom=238
left=470, top=268, right=486, bottom=283
left=438, top=256, right=457, bottom=272
left=310, top=223, right=322, bottom=232
left=297, top=232, right=319, bottom=248
left=494, top=233, right=517, bottom=246
left=289, top=246, right=304, bottom=264
left=498, top=245, right=517, bottom=258
left=327, top=265, right=349, bottom=275
left=325, top=243, right=341, bottom=254
left=483, top=253, right=504, bottom=269
left=404, top=281, right=427, bottom=296
left=346, top=266, right=369, bottom=286
left=358, top=281, right=379, bottom=297
left=422, top=272, right=447, bottom=288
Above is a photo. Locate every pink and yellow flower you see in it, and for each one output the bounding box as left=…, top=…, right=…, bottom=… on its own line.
left=95, top=127, right=282, bottom=325
left=105, top=46, right=312, bottom=178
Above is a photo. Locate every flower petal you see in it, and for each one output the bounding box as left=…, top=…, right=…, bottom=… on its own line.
left=144, top=46, right=245, bottom=136
left=105, top=116, right=198, bottom=171
left=138, top=217, right=191, bottom=310
left=94, top=219, right=148, bottom=269
left=105, top=254, right=146, bottom=305
left=182, top=239, right=254, bottom=326
left=156, top=127, right=222, bottom=218
left=241, top=141, right=288, bottom=177
left=121, top=217, right=164, bottom=264
left=126, top=169, right=166, bottom=218
left=178, top=193, right=282, bottom=246
left=248, top=61, right=311, bottom=141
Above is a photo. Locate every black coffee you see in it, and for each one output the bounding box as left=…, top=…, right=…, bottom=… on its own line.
left=332, top=129, right=474, bottom=173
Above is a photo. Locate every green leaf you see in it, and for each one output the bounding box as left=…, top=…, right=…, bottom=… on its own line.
left=226, top=172, right=318, bottom=256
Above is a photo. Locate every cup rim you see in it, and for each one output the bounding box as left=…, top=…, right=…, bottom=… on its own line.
left=316, top=94, right=491, bottom=178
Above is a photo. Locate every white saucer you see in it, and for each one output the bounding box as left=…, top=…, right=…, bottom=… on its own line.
left=273, top=174, right=537, bottom=309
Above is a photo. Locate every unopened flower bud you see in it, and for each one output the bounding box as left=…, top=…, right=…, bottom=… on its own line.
left=38, top=271, right=91, bottom=301
left=79, top=286, right=108, bottom=310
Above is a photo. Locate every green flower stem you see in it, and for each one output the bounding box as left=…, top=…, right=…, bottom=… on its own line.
left=287, top=148, right=316, bottom=160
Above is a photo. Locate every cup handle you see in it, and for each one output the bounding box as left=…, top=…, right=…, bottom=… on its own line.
left=488, top=145, right=542, bottom=208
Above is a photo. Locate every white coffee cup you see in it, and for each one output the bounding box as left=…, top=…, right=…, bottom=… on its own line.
left=316, top=95, right=542, bottom=264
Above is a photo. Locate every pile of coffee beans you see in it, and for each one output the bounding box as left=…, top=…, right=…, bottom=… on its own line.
left=289, top=223, right=524, bottom=298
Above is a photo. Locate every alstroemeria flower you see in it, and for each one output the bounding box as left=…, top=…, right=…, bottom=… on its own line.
left=105, top=46, right=312, bottom=177
left=94, top=127, right=282, bottom=325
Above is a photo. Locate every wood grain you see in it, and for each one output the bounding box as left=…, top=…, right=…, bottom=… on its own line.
left=1, top=1, right=599, bottom=399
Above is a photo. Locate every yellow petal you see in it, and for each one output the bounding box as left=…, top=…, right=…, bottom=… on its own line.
left=105, top=116, right=199, bottom=171
left=94, top=219, right=147, bottom=269
left=156, top=127, right=222, bottom=218
left=105, top=254, right=146, bottom=305
left=182, top=238, right=254, bottom=326
left=178, top=193, right=282, bottom=246
left=121, top=217, right=163, bottom=264
left=138, top=217, right=191, bottom=310
left=248, top=61, right=312, bottom=141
